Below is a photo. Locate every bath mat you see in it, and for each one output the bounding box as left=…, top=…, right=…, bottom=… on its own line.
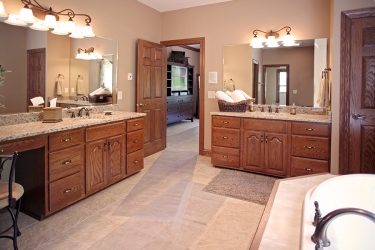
left=202, top=169, right=278, bottom=205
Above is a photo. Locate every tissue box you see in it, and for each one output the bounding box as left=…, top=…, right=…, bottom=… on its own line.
left=43, top=107, right=62, bottom=123
left=28, top=106, right=44, bottom=112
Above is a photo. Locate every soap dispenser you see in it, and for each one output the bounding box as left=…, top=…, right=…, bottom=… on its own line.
left=290, top=103, right=296, bottom=115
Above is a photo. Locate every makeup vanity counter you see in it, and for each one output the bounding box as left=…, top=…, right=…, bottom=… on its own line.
left=0, top=111, right=146, bottom=220
left=210, top=110, right=331, bottom=178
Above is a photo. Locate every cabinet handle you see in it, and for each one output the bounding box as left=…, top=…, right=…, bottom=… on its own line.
left=134, top=139, right=139, bottom=143
left=222, top=121, right=230, bottom=124
left=304, top=168, right=314, bottom=171
left=61, top=138, right=72, bottom=142
left=222, top=155, right=229, bottom=159
left=265, top=135, right=268, bottom=143
left=61, top=160, right=72, bottom=165
left=304, top=146, right=315, bottom=149
left=305, top=128, right=315, bottom=131
left=62, top=188, right=72, bottom=194
left=133, top=123, right=139, bottom=126
left=260, top=135, right=264, bottom=143
left=222, top=136, right=229, bottom=139
left=134, top=160, right=139, bottom=163
left=0, top=149, right=3, bottom=153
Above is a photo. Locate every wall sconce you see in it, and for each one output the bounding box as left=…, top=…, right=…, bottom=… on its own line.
left=1, top=0, right=95, bottom=38
left=250, top=26, right=295, bottom=48
left=76, top=47, right=102, bottom=60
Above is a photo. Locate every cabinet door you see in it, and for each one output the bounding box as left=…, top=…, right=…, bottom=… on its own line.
left=86, top=139, right=107, bottom=195
left=243, top=130, right=264, bottom=172
left=107, top=134, right=126, bottom=185
left=264, top=133, right=288, bottom=176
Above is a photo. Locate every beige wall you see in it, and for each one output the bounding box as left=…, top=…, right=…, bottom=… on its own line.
left=263, top=46, right=314, bottom=106
left=161, top=0, right=331, bottom=149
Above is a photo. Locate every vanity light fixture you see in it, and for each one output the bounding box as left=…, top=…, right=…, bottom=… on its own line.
left=76, top=47, right=103, bottom=60
left=250, top=26, right=295, bottom=48
left=2, top=0, right=95, bottom=38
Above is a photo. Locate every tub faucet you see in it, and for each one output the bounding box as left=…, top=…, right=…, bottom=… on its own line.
left=311, top=201, right=375, bottom=250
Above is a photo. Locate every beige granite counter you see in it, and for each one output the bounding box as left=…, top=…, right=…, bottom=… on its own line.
left=210, top=111, right=331, bottom=123
left=0, top=111, right=146, bottom=143
left=56, top=100, right=110, bottom=106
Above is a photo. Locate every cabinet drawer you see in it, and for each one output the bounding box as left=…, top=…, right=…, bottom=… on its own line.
left=49, top=129, right=84, bottom=151
left=243, top=118, right=287, bottom=133
left=291, top=157, right=329, bottom=177
left=292, top=122, right=330, bottom=137
left=212, top=116, right=241, bottom=129
left=49, top=145, right=84, bottom=182
left=179, top=96, right=193, bottom=103
left=86, top=121, right=125, bottom=142
left=292, top=135, right=329, bottom=160
left=49, top=172, right=84, bottom=213
left=127, top=130, right=144, bottom=154
left=211, top=146, right=240, bottom=168
left=127, top=118, right=144, bottom=132
left=212, top=127, right=240, bottom=148
left=167, top=105, right=180, bottom=114
left=0, top=136, right=45, bottom=154
left=127, top=149, right=144, bottom=176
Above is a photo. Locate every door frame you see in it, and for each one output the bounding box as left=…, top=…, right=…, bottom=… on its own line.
left=262, top=64, right=290, bottom=105
left=252, top=59, right=259, bottom=104
left=340, top=7, right=375, bottom=174
left=160, top=37, right=205, bottom=156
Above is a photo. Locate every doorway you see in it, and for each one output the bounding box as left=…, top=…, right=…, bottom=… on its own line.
left=161, top=38, right=205, bottom=155
left=27, top=48, right=45, bottom=108
left=262, top=64, right=289, bottom=105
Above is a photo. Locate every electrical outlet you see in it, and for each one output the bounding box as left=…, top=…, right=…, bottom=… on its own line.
left=128, top=73, right=132, bottom=80
left=71, top=88, right=74, bottom=93
left=293, top=90, right=297, bottom=94
left=208, top=91, right=216, bottom=99
left=118, top=91, right=122, bottom=100
left=64, top=88, right=68, bottom=93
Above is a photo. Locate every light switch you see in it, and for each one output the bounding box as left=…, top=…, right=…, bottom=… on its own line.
left=71, top=88, right=74, bottom=93
left=128, top=73, right=132, bottom=80
left=293, top=90, right=297, bottom=94
left=208, top=91, right=216, bottom=99
left=118, top=91, right=122, bottom=100
left=64, top=88, right=68, bottom=93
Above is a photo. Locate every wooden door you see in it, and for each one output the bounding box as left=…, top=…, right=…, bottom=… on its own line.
left=27, top=48, right=45, bottom=107
left=264, top=133, right=287, bottom=176
left=86, top=139, right=106, bottom=195
left=243, top=130, right=264, bottom=172
left=136, top=39, right=166, bottom=157
left=107, top=134, right=125, bottom=184
left=341, top=9, right=375, bottom=174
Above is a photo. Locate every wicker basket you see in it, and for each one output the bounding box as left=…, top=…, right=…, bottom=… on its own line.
left=218, top=100, right=250, bottom=112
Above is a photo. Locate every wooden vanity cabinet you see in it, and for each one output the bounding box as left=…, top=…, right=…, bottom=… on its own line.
left=85, top=121, right=126, bottom=195
left=242, top=119, right=288, bottom=177
left=126, top=118, right=145, bottom=175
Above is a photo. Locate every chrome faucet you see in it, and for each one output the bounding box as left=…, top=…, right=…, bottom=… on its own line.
left=81, top=96, right=89, bottom=101
left=311, top=201, right=375, bottom=250
left=78, top=107, right=85, bottom=117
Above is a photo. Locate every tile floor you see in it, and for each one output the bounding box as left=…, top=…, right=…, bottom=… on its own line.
left=0, top=119, right=265, bottom=250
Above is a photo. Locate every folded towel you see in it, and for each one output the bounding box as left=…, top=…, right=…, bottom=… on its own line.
left=240, top=90, right=252, bottom=100
left=215, top=91, right=234, bottom=102
left=231, top=90, right=246, bottom=102
left=89, top=87, right=112, bottom=97
left=56, top=75, right=64, bottom=96
left=226, top=90, right=232, bottom=97
left=76, top=75, right=85, bottom=95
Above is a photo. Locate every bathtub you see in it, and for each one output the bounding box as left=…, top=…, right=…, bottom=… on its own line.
left=301, top=174, right=375, bottom=250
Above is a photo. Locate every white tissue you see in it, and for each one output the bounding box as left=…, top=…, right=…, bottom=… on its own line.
left=215, top=91, right=234, bottom=102
left=231, top=90, right=246, bottom=102
left=50, top=98, right=57, bottom=107
left=30, top=96, right=44, bottom=106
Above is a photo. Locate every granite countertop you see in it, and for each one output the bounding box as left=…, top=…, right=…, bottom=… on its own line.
left=0, top=111, right=146, bottom=143
left=56, top=100, right=110, bottom=106
left=210, top=111, right=331, bottom=123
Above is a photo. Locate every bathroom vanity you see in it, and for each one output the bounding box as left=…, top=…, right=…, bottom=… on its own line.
left=0, top=110, right=145, bottom=220
left=211, top=110, right=331, bottom=178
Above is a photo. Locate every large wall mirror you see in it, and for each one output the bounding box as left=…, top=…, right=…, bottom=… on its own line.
left=0, top=21, right=118, bottom=114
left=223, top=38, right=327, bottom=107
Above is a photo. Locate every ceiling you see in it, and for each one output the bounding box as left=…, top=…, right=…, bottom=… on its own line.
left=137, top=0, right=232, bottom=12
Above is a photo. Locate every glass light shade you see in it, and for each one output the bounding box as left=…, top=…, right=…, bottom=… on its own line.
left=0, top=1, right=8, bottom=17
left=43, top=14, right=57, bottom=28
left=30, top=21, right=49, bottom=31
left=69, top=29, right=84, bottom=39
left=4, top=14, right=27, bottom=26
left=82, top=53, right=90, bottom=60
left=282, top=33, right=295, bottom=46
left=65, top=19, right=76, bottom=33
left=250, top=36, right=264, bottom=48
left=265, top=36, right=280, bottom=48
left=76, top=53, right=85, bottom=59
left=90, top=52, right=102, bottom=59
left=82, top=25, right=95, bottom=37
left=18, top=7, right=35, bottom=23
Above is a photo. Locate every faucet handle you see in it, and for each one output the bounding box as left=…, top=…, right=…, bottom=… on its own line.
left=67, top=110, right=75, bottom=118
left=85, top=108, right=92, bottom=116
left=261, top=107, right=265, bottom=112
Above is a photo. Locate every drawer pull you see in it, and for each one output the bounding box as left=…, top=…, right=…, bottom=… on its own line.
left=61, top=160, right=72, bottom=165
left=0, top=149, right=3, bottom=153
left=304, top=146, right=315, bottom=149
left=62, top=188, right=72, bottom=194
left=222, top=121, right=230, bottom=124
left=304, top=168, right=314, bottom=171
left=133, top=123, right=139, bottom=126
left=222, top=155, right=229, bottom=159
left=134, top=140, right=139, bottom=143
left=61, top=138, right=72, bottom=142
left=222, top=136, right=229, bottom=139
left=134, top=160, right=139, bottom=163
left=305, top=128, right=315, bottom=131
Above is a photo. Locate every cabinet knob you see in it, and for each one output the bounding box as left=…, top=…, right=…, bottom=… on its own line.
left=222, top=136, right=229, bottom=139
left=304, top=168, right=314, bottom=171
left=61, top=160, right=72, bottom=165
left=62, top=188, right=72, bottom=194
left=222, top=155, right=229, bottom=159
left=305, top=128, right=315, bottom=131
left=134, top=140, right=139, bottom=143
left=304, top=146, right=315, bottom=149
left=61, top=138, right=72, bottom=142
left=0, top=149, right=3, bottom=153
left=222, top=121, right=230, bottom=124
left=134, top=160, right=139, bottom=163
left=134, top=123, right=139, bottom=126
left=260, top=135, right=264, bottom=143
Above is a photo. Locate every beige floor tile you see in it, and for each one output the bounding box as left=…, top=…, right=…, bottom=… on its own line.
left=142, top=236, right=188, bottom=250
left=34, top=234, right=90, bottom=250
left=258, top=237, right=296, bottom=250
left=101, top=178, right=137, bottom=198
left=194, top=228, right=252, bottom=250
left=76, top=190, right=119, bottom=213
left=0, top=211, right=38, bottom=232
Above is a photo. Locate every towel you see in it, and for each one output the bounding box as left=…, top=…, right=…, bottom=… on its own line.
left=317, top=77, right=330, bottom=107
left=89, top=87, right=112, bottom=97
left=100, top=58, right=113, bottom=92
left=56, top=75, right=64, bottom=96
left=231, top=90, right=246, bottom=102
left=240, top=90, right=252, bottom=100
left=215, top=91, right=234, bottom=102
left=76, top=76, right=85, bottom=95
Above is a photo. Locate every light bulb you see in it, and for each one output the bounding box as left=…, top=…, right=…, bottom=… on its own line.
left=65, top=18, right=76, bottom=33
left=250, top=36, right=264, bottom=48
left=283, top=33, right=295, bottom=46
left=266, top=36, right=279, bottom=48
left=82, top=25, right=95, bottom=37
left=44, top=14, right=57, bottom=28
